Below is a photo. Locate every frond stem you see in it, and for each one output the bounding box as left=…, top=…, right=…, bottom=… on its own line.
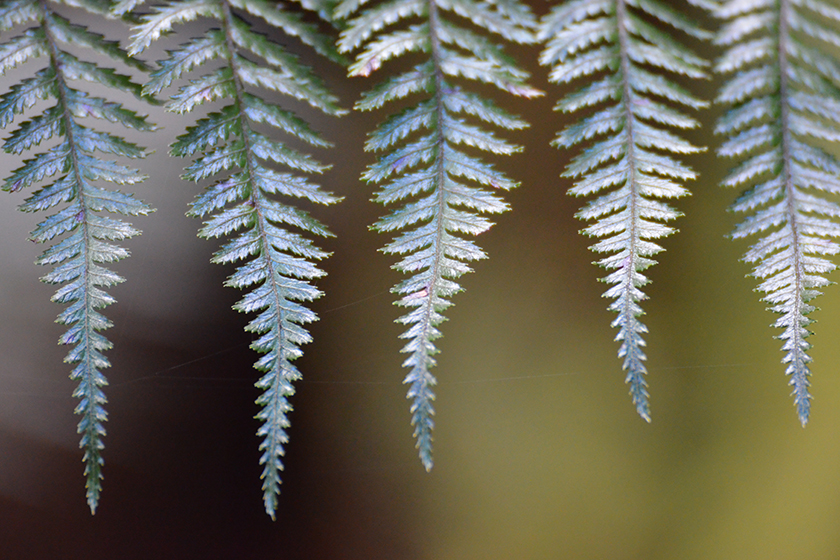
left=615, top=0, right=650, bottom=421
left=402, top=0, right=448, bottom=471
left=220, top=0, right=294, bottom=517
left=38, top=0, right=106, bottom=513
left=777, top=0, right=811, bottom=425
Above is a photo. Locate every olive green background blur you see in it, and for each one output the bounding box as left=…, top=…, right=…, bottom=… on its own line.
left=2, top=2, right=840, bottom=559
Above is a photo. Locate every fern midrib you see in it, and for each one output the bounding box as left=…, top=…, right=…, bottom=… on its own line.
left=420, top=0, right=446, bottom=368
left=615, top=0, right=647, bottom=417
left=220, top=0, right=290, bottom=514
left=616, top=0, right=640, bottom=294
left=777, top=0, right=809, bottom=422
left=391, top=0, right=449, bottom=471
left=39, top=0, right=104, bottom=509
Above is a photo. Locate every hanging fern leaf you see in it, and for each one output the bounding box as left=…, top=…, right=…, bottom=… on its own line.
left=715, top=0, right=840, bottom=425
left=125, top=0, right=345, bottom=518
left=336, top=0, right=541, bottom=471
left=0, top=0, right=154, bottom=513
left=538, top=0, right=710, bottom=421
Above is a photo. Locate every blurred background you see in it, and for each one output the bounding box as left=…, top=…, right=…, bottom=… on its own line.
left=2, top=2, right=840, bottom=559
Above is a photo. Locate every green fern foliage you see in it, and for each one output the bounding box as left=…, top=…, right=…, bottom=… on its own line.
left=336, top=0, right=541, bottom=470
left=538, top=0, right=709, bottom=421
left=125, top=0, right=345, bottom=518
left=715, top=0, right=840, bottom=425
left=0, top=0, right=153, bottom=512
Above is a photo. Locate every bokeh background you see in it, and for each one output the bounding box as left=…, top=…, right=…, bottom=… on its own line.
left=2, top=2, right=840, bottom=559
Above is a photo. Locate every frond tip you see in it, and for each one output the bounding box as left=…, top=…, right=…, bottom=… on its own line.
left=539, top=0, right=708, bottom=421
left=130, top=0, right=343, bottom=518
left=0, top=0, right=154, bottom=512
left=338, top=0, right=539, bottom=468
left=715, top=0, right=840, bottom=425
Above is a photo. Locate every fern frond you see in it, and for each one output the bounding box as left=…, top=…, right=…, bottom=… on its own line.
left=127, top=0, right=344, bottom=519
left=0, top=0, right=154, bottom=513
left=715, top=0, right=840, bottom=425
left=539, top=0, right=708, bottom=421
left=337, top=0, right=540, bottom=470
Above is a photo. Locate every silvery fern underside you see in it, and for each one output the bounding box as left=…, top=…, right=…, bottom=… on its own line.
left=124, top=0, right=344, bottom=518
left=715, top=0, right=840, bottom=425
left=336, top=0, right=541, bottom=470
left=0, top=0, right=154, bottom=512
left=539, top=0, right=709, bottom=421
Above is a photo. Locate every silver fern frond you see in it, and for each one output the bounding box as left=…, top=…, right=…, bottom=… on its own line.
left=0, top=0, right=154, bottom=513
left=715, top=0, right=840, bottom=425
left=337, top=0, right=540, bottom=470
left=127, top=0, right=344, bottom=518
left=539, top=0, right=709, bottom=421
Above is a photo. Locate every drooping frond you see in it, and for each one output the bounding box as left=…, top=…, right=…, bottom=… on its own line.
left=337, top=0, right=541, bottom=470
left=715, top=0, right=840, bottom=425
left=0, top=0, right=154, bottom=513
left=539, top=0, right=709, bottom=421
left=126, top=0, right=344, bottom=519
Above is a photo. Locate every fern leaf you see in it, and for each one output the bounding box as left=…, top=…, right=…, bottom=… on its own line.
left=338, top=0, right=540, bottom=470
left=715, top=0, right=840, bottom=425
left=127, top=0, right=344, bottom=519
left=539, top=0, right=708, bottom=421
left=0, top=0, right=154, bottom=513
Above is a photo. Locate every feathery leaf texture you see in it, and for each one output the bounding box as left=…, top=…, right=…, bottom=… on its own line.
left=127, top=0, right=344, bottom=518
left=0, top=0, right=154, bottom=513
left=715, top=0, right=840, bottom=425
left=337, top=0, right=541, bottom=470
left=539, top=0, right=709, bottom=421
